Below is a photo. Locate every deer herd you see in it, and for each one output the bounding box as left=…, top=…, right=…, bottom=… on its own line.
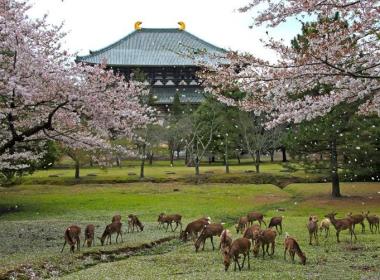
left=61, top=210, right=379, bottom=272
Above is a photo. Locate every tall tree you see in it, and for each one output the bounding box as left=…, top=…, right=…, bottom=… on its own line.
left=201, top=1, right=379, bottom=127
left=0, top=0, right=151, bottom=173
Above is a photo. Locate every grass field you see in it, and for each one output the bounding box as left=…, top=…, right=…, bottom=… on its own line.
left=1, top=181, right=380, bottom=279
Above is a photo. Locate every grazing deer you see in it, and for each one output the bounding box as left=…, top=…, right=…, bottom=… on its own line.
left=223, top=237, right=251, bottom=272
left=112, top=214, right=121, bottom=223
left=194, top=223, right=224, bottom=252
left=180, top=217, right=210, bottom=242
left=364, top=211, right=379, bottom=233
left=83, top=224, right=95, bottom=247
left=243, top=224, right=261, bottom=244
left=61, top=225, right=81, bottom=253
left=127, top=214, right=144, bottom=232
left=307, top=216, right=319, bottom=245
left=268, top=216, right=283, bottom=235
left=157, top=213, right=182, bottom=232
left=347, top=212, right=365, bottom=233
left=247, top=211, right=266, bottom=227
left=284, top=233, right=306, bottom=265
left=219, top=229, right=232, bottom=251
left=325, top=212, right=357, bottom=243
left=253, top=228, right=277, bottom=259
left=319, top=218, right=331, bottom=238
left=235, top=216, right=249, bottom=233
left=99, top=221, right=123, bottom=245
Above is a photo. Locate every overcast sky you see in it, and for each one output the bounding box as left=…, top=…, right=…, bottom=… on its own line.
left=28, top=0, right=302, bottom=61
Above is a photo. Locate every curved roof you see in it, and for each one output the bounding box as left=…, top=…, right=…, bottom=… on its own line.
left=76, top=28, right=226, bottom=67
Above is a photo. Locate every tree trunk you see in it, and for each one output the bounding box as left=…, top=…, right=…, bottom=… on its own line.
left=269, top=150, right=274, bottom=162
left=140, top=144, right=146, bottom=179
left=75, top=160, right=80, bottom=179
left=195, top=156, right=200, bottom=176
left=169, top=150, right=174, bottom=166
left=176, top=149, right=180, bottom=160
left=255, top=150, right=260, bottom=173
left=237, top=154, right=241, bottom=164
left=330, top=138, right=341, bottom=198
left=116, top=156, right=121, bottom=167
left=149, top=152, right=153, bottom=165
left=281, top=146, right=287, bottom=162
left=224, top=155, right=230, bottom=174
left=185, top=149, right=189, bottom=165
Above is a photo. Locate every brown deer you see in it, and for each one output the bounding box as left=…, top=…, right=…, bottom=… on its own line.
left=112, top=214, right=121, bottom=223
left=127, top=214, right=144, bottom=232
left=235, top=216, right=249, bottom=233
left=99, top=221, right=123, bottom=245
left=194, top=223, right=224, bottom=252
left=268, top=216, right=283, bottom=235
left=157, top=213, right=182, bottom=232
left=319, top=218, right=331, bottom=238
left=219, top=229, right=232, bottom=251
left=61, top=225, right=81, bottom=253
left=253, top=228, right=277, bottom=259
left=364, top=211, right=379, bottom=233
left=243, top=224, right=261, bottom=244
left=307, top=216, right=319, bottom=245
left=347, top=212, right=365, bottom=233
left=284, top=233, right=306, bottom=265
left=325, top=212, right=357, bottom=243
left=223, top=237, right=251, bottom=272
left=83, top=224, right=95, bottom=247
left=247, top=211, right=266, bottom=227
left=180, top=217, right=210, bottom=242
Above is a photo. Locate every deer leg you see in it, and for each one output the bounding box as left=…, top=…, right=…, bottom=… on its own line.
left=202, top=238, right=206, bottom=251
left=211, top=236, right=215, bottom=251
left=247, top=250, right=250, bottom=270
left=271, top=241, right=275, bottom=256
left=236, top=257, right=242, bottom=271
left=352, top=227, right=357, bottom=241
left=315, top=232, right=319, bottom=245
left=241, top=254, right=246, bottom=269
left=234, top=258, right=237, bottom=271
left=262, top=244, right=266, bottom=259
left=336, top=230, right=340, bottom=243
left=361, top=222, right=365, bottom=233
left=291, top=250, right=295, bottom=263
left=309, top=233, right=312, bottom=245
left=83, top=238, right=86, bottom=247
left=280, top=224, right=283, bottom=235
left=61, top=241, right=67, bottom=253
left=262, top=219, right=267, bottom=227
left=173, top=222, right=179, bottom=232
left=77, top=237, right=80, bottom=251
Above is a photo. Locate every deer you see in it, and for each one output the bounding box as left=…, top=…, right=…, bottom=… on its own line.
left=247, top=211, right=266, bottom=227
left=112, top=214, right=121, bottom=223
left=253, top=228, right=277, bottom=259
left=83, top=224, right=95, bottom=247
left=127, top=214, right=144, bottom=232
left=325, top=212, right=357, bottom=243
left=157, top=213, right=182, bottom=232
left=61, top=225, right=81, bottom=253
left=219, top=229, right=232, bottom=251
left=347, top=212, right=365, bottom=233
left=364, top=211, right=379, bottom=233
left=268, top=216, right=283, bottom=235
left=194, top=223, right=224, bottom=252
left=284, top=233, right=306, bottom=265
left=223, top=237, right=251, bottom=272
left=243, top=224, right=261, bottom=244
left=307, top=216, right=319, bottom=245
left=180, top=217, right=210, bottom=242
left=99, top=221, right=123, bottom=245
left=319, top=218, right=331, bottom=238
left=235, top=216, right=249, bottom=233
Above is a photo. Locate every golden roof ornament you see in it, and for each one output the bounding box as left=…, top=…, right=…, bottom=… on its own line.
left=178, top=21, right=186, bottom=30
left=134, top=21, right=142, bottom=30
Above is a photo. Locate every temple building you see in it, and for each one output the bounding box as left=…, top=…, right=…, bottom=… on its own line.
left=76, top=22, right=226, bottom=108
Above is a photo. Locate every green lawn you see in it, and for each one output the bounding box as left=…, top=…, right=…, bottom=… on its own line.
left=1, top=182, right=379, bottom=279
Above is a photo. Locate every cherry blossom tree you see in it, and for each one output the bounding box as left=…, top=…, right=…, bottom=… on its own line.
left=201, top=0, right=379, bottom=128
left=0, top=0, right=152, bottom=174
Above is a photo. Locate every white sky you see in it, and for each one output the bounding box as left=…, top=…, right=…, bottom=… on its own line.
left=28, top=0, right=302, bottom=60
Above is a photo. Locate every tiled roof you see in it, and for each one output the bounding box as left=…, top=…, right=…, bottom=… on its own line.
left=150, top=86, right=205, bottom=104
left=76, top=28, right=226, bottom=66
